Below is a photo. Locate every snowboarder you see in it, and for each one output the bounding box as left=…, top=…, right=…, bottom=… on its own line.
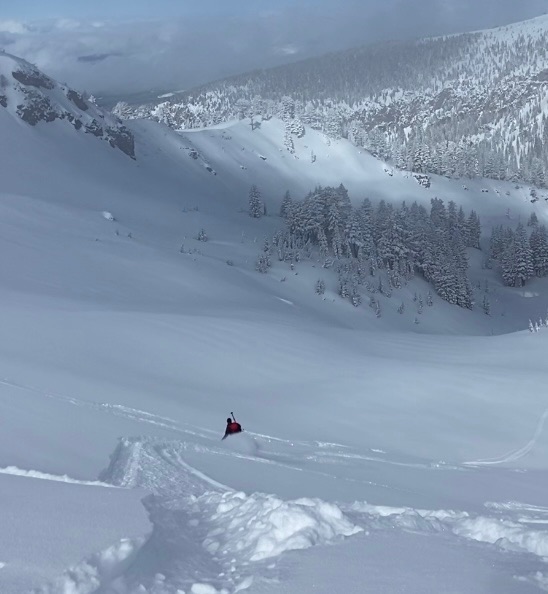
left=223, top=412, right=242, bottom=439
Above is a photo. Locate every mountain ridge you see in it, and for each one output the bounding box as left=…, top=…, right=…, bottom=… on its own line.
left=0, top=50, right=135, bottom=158
left=114, top=14, right=548, bottom=187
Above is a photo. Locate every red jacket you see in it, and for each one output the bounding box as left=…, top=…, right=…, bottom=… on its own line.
left=227, top=421, right=242, bottom=434
left=224, top=421, right=242, bottom=437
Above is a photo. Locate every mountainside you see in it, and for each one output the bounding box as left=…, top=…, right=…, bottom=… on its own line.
left=4, top=57, right=548, bottom=593
left=115, top=15, right=548, bottom=186
left=0, top=50, right=135, bottom=158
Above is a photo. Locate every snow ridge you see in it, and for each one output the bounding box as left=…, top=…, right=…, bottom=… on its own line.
left=39, top=434, right=548, bottom=593
left=0, top=465, right=113, bottom=487
left=349, top=500, right=548, bottom=562
left=40, top=437, right=362, bottom=593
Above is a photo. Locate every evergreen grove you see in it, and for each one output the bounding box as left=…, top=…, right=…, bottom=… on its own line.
left=252, top=184, right=548, bottom=309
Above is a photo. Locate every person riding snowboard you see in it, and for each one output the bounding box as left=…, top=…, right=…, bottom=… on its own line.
left=223, top=413, right=242, bottom=439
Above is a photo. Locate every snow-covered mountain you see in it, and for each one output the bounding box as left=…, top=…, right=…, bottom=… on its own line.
left=0, top=51, right=135, bottom=158
left=116, top=14, right=548, bottom=186
left=2, top=56, right=548, bottom=593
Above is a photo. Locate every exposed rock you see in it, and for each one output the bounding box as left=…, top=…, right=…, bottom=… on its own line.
left=12, top=69, right=54, bottom=90
left=66, top=90, right=89, bottom=111
left=17, top=90, right=58, bottom=125
left=85, top=119, right=104, bottom=137
left=2, top=52, right=136, bottom=159
left=106, top=125, right=136, bottom=159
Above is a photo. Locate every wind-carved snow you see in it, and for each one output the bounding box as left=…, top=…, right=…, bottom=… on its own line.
left=0, top=465, right=113, bottom=487
left=36, top=537, right=146, bottom=594
left=39, top=433, right=548, bottom=593
left=40, top=436, right=362, bottom=593
left=348, top=500, right=548, bottom=563
left=200, top=491, right=361, bottom=562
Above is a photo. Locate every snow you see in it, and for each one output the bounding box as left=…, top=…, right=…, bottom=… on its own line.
left=0, top=472, right=148, bottom=594
left=2, top=60, right=548, bottom=592
left=102, top=210, right=116, bottom=221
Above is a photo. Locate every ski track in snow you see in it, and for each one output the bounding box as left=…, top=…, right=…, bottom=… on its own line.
left=463, top=408, right=548, bottom=467
left=0, top=376, right=460, bottom=484
left=6, top=378, right=548, bottom=591
left=38, top=434, right=548, bottom=594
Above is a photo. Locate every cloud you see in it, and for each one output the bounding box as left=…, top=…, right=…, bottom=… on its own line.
left=274, top=45, right=300, bottom=56
left=54, top=18, right=82, bottom=31
left=1, top=1, right=547, bottom=98
left=0, top=20, right=28, bottom=34
left=77, top=52, right=123, bottom=63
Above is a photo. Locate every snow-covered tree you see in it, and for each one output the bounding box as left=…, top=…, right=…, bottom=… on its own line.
left=280, top=190, right=293, bottom=219
left=530, top=225, right=548, bottom=277
left=249, top=185, right=263, bottom=218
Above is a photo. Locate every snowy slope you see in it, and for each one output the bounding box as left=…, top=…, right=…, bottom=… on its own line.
left=2, top=57, right=548, bottom=592
left=0, top=51, right=135, bottom=158
left=0, top=471, right=148, bottom=594
left=118, top=13, right=548, bottom=186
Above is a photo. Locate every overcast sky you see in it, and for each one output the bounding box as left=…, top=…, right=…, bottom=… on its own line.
left=1, top=0, right=548, bottom=99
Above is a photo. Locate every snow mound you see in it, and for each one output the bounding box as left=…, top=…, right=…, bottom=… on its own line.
left=43, top=437, right=361, bottom=593
left=350, top=500, right=548, bottom=561
left=99, top=437, right=231, bottom=496
left=36, top=537, right=145, bottom=594
left=101, top=210, right=115, bottom=221
left=39, top=487, right=360, bottom=593
left=201, top=490, right=362, bottom=562
left=454, top=516, right=548, bottom=558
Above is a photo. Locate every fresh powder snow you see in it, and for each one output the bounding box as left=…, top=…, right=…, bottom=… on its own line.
left=1, top=52, right=548, bottom=594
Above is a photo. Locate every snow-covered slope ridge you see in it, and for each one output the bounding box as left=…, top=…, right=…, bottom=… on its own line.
left=117, top=14, right=548, bottom=185
left=0, top=51, right=134, bottom=157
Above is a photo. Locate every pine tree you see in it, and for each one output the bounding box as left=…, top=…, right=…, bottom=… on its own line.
left=514, top=223, right=534, bottom=286
left=328, top=201, right=344, bottom=258
left=345, top=211, right=363, bottom=258
left=249, top=185, right=263, bottom=218
left=357, top=199, right=374, bottom=260
left=528, top=212, right=539, bottom=227
left=255, top=253, right=270, bottom=273
left=284, top=126, right=295, bottom=153
left=466, top=211, right=481, bottom=249
left=530, top=225, right=548, bottom=277
left=280, top=190, right=292, bottom=218
left=281, top=96, right=295, bottom=121
left=489, top=225, right=505, bottom=261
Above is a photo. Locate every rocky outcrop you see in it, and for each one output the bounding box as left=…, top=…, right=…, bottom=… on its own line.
left=17, top=90, right=57, bottom=125
left=1, top=52, right=136, bottom=160
left=11, top=68, right=54, bottom=90
left=106, top=126, right=135, bottom=159
left=66, top=89, right=89, bottom=111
